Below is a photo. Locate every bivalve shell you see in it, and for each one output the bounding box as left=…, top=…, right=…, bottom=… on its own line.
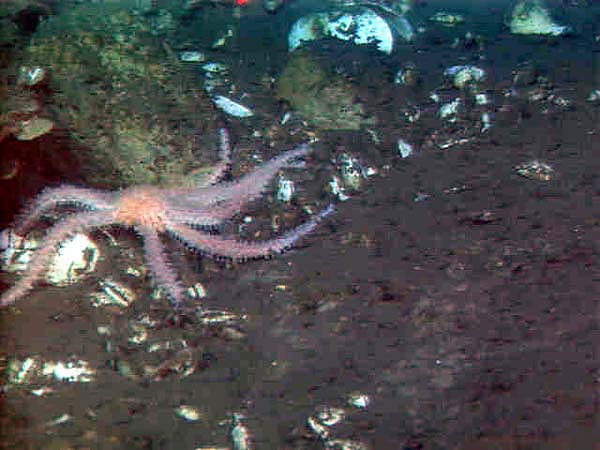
left=289, top=8, right=395, bottom=54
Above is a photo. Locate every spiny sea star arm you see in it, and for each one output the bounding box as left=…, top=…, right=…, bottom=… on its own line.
left=136, top=226, right=187, bottom=309
left=166, top=204, right=234, bottom=229
left=195, top=128, right=232, bottom=188
left=168, top=143, right=311, bottom=212
left=1, top=210, right=114, bottom=307
left=167, top=204, right=334, bottom=260
left=15, top=185, right=115, bottom=235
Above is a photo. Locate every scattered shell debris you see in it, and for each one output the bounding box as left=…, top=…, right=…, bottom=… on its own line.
left=6, top=356, right=95, bottom=388
left=515, top=160, right=554, bottom=181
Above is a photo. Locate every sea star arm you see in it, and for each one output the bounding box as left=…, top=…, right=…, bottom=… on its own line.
left=136, top=226, right=187, bottom=309
left=15, top=185, right=115, bottom=235
left=167, top=204, right=334, bottom=260
left=195, top=128, right=232, bottom=188
left=167, top=144, right=311, bottom=214
left=166, top=204, right=234, bottom=229
left=1, top=210, right=114, bottom=306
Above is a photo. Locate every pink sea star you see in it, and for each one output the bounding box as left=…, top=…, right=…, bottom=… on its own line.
left=0, top=129, right=333, bottom=309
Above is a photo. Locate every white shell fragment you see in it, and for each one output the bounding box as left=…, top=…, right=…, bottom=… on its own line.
left=179, top=51, right=205, bottom=62
left=325, top=439, right=369, bottom=450
left=438, top=98, right=461, bottom=120
left=202, top=62, right=229, bottom=74
left=230, top=413, right=253, bottom=450
left=481, top=112, right=492, bottom=133
left=586, top=90, right=600, bottom=102
left=347, top=392, right=371, bottom=409
left=45, top=413, right=73, bottom=427
left=17, top=65, right=47, bottom=86
left=289, top=8, right=395, bottom=54
left=397, top=138, right=414, bottom=158
left=46, top=233, right=99, bottom=286
left=275, top=174, right=295, bottom=203
left=515, top=160, right=554, bottom=181
left=187, top=282, right=208, bottom=299
left=429, top=11, right=464, bottom=26
left=89, top=278, right=136, bottom=308
left=444, top=65, right=485, bottom=89
left=8, top=357, right=39, bottom=384
left=1, top=230, right=38, bottom=273
left=307, top=406, right=346, bottom=440
left=508, top=0, right=569, bottom=36
left=213, top=95, right=254, bottom=118
left=175, top=405, right=202, bottom=422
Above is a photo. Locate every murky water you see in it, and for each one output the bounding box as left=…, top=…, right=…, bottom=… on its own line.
left=1, top=0, right=598, bottom=448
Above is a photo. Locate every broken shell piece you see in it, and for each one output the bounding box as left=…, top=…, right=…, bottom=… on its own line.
left=429, top=11, right=464, bottom=26
left=175, top=405, right=202, bottom=422
left=45, top=413, right=73, bottom=427
left=46, top=233, right=99, bottom=286
left=17, top=66, right=47, bottom=86
left=325, top=439, right=369, bottom=450
left=508, top=0, right=569, bottom=36
left=230, top=413, right=253, bottom=450
left=15, top=117, right=54, bottom=141
left=275, top=174, right=295, bottom=203
left=289, top=8, right=395, bottom=54
left=586, top=90, right=600, bottom=102
left=128, top=322, right=149, bottom=345
left=515, top=159, right=554, bottom=181
left=307, top=406, right=345, bottom=440
left=213, top=95, right=254, bottom=118
left=179, top=51, right=205, bottom=62
left=89, top=278, right=136, bottom=308
left=397, top=139, right=414, bottom=158
left=202, top=62, right=229, bottom=74
left=438, top=98, right=461, bottom=120
left=1, top=230, right=38, bottom=273
left=338, top=153, right=365, bottom=191
left=187, top=282, right=208, bottom=299
left=329, top=175, right=349, bottom=202
left=196, top=309, right=246, bottom=325
left=444, top=65, right=485, bottom=89
left=7, top=357, right=39, bottom=385
left=347, top=392, right=371, bottom=409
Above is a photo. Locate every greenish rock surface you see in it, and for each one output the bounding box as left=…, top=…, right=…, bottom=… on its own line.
left=275, top=52, right=371, bottom=131
left=19, top=3, right=215, bottom=187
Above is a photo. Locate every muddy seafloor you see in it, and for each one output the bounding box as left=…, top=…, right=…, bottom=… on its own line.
left=1, top=2, right=599, bottom=449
